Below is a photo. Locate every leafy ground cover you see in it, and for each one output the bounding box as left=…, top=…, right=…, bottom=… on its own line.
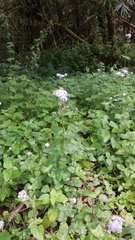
left=1, top=68, right=135, bottom=239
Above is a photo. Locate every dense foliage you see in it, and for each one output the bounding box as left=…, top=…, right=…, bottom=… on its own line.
left=1, top=0, right=135, bottom=73
left=1, top=66, right=135, bottom=239
left=1, top=1, right=135, bottom=239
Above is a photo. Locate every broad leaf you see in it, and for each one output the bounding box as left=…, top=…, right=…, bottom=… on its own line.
left=31, top=224, right=44, bottom=240
left=48, top=208, right=58, bottom=223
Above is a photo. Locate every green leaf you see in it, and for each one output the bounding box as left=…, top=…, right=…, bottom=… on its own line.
left=122, top=224, right=134, bottom=235
left=0, top=145, right=5, bottom=155
left=101, top=129, right=110, bottom=143
left=12, top=140, right=20, bottom=154
left=38, top=194, right=50, bottom=204
left=0, top=185, right=10, bottom=201
left=0, top=184, right=11, bottom=202
left=67, top=143, right=79, bottom=153
left=4, top=157, right=12, bottom=169
left=99, top=194, right=108, bottom=202
left=2, top=120, right=11, bottom=128
left=42, top=216, right=51, bottom=229
left=109, top=121, right=118, bottom=129
left=3, top=169, right=12, bottom=181
left=48, top=208, right=58, bottom=223
left=8, top=126, right=18, bottom=132
left=106, top=158, right=112, bottom=166
left=56, top=191, right=68, bottom=203
left=131, top=228, right=135, bottom=240
left=123, top=168, right=131, bottom=177
left=56, top=222, right=69, bottom=240
left=121, top=55, right=131, bottom=60
left=7, top=57, right=15, bottom=62
left=50, top=189, right=67, bottom=205
left=76, top=198, right=83, bottom=211
left=90, top=224, right=104, bottom=238
left=0, top=231, right=10, bottom=240
left=110, top=137, right=119, bottom=149
left=51, top=122, right=61, bottom=134
left=12, top=169, right=22, bottom=179
left=50, top=189, right=56, bottom=205
left=31, top=224, right=44, bottom=240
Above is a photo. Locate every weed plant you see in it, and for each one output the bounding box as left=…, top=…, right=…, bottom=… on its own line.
left=1, top=67, right=135, bottom=239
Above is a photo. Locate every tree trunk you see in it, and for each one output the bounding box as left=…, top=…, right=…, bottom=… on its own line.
left=106, top=7, right=115, bottom=40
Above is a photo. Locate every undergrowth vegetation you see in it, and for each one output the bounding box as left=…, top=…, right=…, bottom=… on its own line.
left=22, top=39, right=135, bottom=76
left=1, top=66, right=135, bottom=239
left=1, top=35, right=135, bottom=77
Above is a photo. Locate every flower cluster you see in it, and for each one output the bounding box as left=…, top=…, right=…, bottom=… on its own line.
left=125, top=33, right=132, bottom=39
left=108, top=215, right=123, bottom=234
left=56, top=73, right=67, bottom=78
left=18, top=190, right=29, bottom=202
left=53, top=87, right=68, bottom=102
left=116, top=69, right=129, bottom=77
left=0, top=220, right=4, bottom=230
left=116, top=71, right=125, bottom=77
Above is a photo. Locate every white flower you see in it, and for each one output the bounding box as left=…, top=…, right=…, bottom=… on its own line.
left=110, top=67, right=114, bottom=72
left=53, top=87, right=68, bottom=102
left=122, top=69, right=128, bottom=74
left=116, top=72, right=125, bottom=77
left=27, top=151, right=32, bottom=156
left=8, top=147, right=12, bottom=151
left=56, top=73, right=67, bottom=78
left=122, top=93, right=127, bottom=97
left=0, top=102, right=2, bottom=106
left=110, top=97, right=113, bottom=100
left=70, top=198, right=77, bottom=204
left=18, top=190, right=29, bottom=202
left=97, top=69, right=100, bottom=71
left=108, top=215, right=123, bottom=234
left=125, top=33, right=132, bottom=39
left=0, top=220, right=4, bottom=230
left=45, top=143, right=50, bottom=147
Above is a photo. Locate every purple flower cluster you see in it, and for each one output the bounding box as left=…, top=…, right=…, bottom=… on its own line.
left=108, top=215, right=123, bottom=234
left=125, top=33, right=132, bottom=39
left=116, top=71, right=125, bottom=77
left=53, top=87, right=68, bottom=102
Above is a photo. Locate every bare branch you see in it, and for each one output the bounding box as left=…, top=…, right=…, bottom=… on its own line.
left=5, top=203, right=24, bottom=229
left=54, top=23, right=90, bottom=44
left=116, top=18, right=135, bottom=28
